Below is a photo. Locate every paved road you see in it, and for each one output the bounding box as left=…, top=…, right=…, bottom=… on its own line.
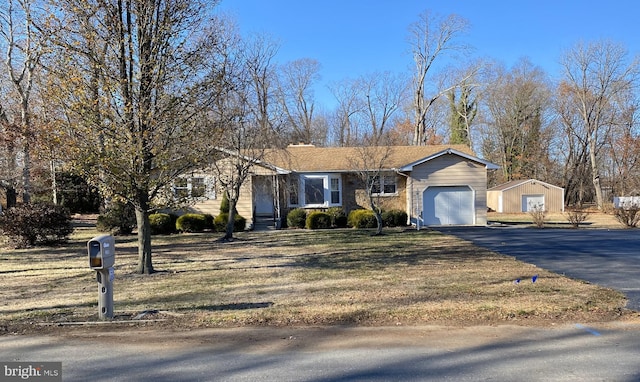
left=437, top=227, right=640, bottom=311
left=2, top=324, right=640, bottom=381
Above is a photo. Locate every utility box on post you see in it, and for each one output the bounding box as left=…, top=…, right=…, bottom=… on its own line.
left=87, top=235, right=115, bottom=320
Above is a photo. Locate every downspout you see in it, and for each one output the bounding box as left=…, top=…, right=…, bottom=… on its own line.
left=274, top=174, right=281, bottom=229
left=394, top=169, right=415, bottom=230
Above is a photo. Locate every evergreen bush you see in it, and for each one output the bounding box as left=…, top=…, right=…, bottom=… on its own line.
left=347, top=209, right=377, bottom=228
left=149, top=213, right=176, bottom=235
left=306, top=211, right=332, bottom=229
left=327, top=207, right=348, bottom=228
left=219, top=193, right=230, bottom=213
left=214, top=213, right=246, bottom=232
left=176, top=213, right=208, bottom=232
left=382, top=209, right=408, bottom=227
left=286, top=208, right=307, bottom=229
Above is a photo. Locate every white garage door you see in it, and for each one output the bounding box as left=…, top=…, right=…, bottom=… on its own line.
left=423, top=186, right=474, bottom=226
left=522, top=194, right=545, bottom=212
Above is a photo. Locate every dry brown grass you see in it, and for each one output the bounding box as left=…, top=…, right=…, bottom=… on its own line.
left=488, top=210, right=624, bottom=229
left=0, top=219, right=632, bottom=334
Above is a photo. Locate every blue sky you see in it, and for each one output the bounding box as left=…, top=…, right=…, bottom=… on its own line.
left=216, top=1, right=639, bottom=108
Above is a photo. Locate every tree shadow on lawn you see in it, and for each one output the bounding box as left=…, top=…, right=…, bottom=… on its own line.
left=101, top=229, right=499, bottom=275
left=183, top=302, right=274, bottom=312
left=293, top=241, right=499, bottom=271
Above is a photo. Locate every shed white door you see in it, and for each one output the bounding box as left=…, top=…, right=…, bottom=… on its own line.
left=522, top=194, right=544, bottom=212
left=423, top=186, right=474, bottom=225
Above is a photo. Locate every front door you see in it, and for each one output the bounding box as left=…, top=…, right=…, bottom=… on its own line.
left=253, top=176, right=274, bottom=216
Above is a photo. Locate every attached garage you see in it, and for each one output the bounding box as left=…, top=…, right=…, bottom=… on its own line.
left=423, top=186, right=475, bottom=225
left=487, top=179, right=564, bottom=213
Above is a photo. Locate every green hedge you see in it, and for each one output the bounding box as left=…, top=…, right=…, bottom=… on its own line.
left=214, top=213, right=246, bottom=232
left=149, top=213, right=176, bottom=235
left=382, top=209, right=408, bottom=227
left=306, top=211, right=332, bottom=229
left=327, top=207, right=348, bottom=228
left=203, top=214, right=215, bottom=230
left=286, top=208, right=307, bottom=229
left=347, top=209, right=377, bottom=228
left=176, top=213, right=208, bottom=233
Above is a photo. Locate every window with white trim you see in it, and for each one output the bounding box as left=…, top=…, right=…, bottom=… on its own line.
left=371, top=174, right=397, bottom=195
left=289, top=174, right=342, bottom=207
left=173, top=176, right=216, bottom=200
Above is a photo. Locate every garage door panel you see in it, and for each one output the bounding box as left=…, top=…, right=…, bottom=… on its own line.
left=424, top=186, right=474, bottom=226
left=522, top=194, right=545, bottom=212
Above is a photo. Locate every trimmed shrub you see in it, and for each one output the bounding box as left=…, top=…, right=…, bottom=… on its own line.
left=96, top=202, right=136, bottom=235
left=214, top=213, right=247, bottom=232
left=0, top=203, right=73, bottom=248
left=327, top=207, right=348, bottom=228
left=149, top=213, right=175, bottom=235
left=287, top=208, right=307, bottom=229
left=176, top=213, right=208, bottom=233
left=203, top=214, right=215, bottom=230
left=306, top=211, right=332, bottom=229
left=382, top=209, right=408, bottom=227
left=347, top=209, right=377, bottom=229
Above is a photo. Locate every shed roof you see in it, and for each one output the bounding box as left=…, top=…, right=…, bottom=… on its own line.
left=488, top=179, right=564, bottom=192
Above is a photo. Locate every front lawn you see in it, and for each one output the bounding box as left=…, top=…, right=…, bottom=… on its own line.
left=0, top=223, right=631, bottom=334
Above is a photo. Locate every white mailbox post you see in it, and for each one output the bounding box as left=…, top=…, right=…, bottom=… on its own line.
left=87, top=235, right=115, bottom=320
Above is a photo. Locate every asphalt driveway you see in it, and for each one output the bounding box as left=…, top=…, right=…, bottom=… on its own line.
left=436, top=226, right=640, bottom=311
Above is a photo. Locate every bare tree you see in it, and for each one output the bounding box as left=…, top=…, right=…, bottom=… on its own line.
left=559, top=40, right=640, bottom=209
left=606, top=91, right=640, bottom=196
left=0, top=0, right=47, bottom=206
left=0, top=80, right=19, bottom=208
left=210, top=27, right=281, bottom=241
left=47, top=0, right=225, bottom=274
left=349, top=138, right=394, bottom=236
left=409, top=11, right=469, bottom=145
left=277, top=58, right=324, bottom=145
left=360, top=71, right=407, bottom=145
left=480, top=59, right=553, bottom=183
left=329, top=77, right=362, bottom=146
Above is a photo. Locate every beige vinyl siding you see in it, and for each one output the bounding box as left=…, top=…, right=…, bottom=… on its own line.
left=502, top=181, right=564, bottom=213
left=487, top=190, right=501, bottom=212
left=410, top=154, right=488, bottom=225
left=190, top=160, right=280, bottom=228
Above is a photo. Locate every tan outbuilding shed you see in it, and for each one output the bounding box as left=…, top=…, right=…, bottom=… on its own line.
left=487, top=179, right=565, bottom=213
